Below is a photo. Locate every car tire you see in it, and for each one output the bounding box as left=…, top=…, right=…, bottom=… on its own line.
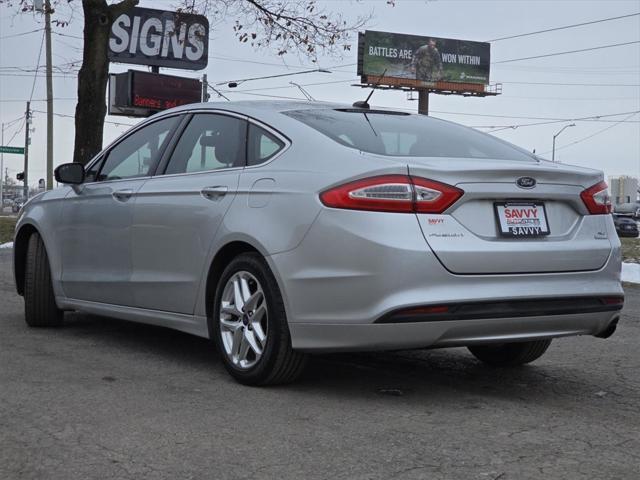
left=24, top=232, right=63, bottom=327
left=468, top=339, right=551, bottom=366
left=212, top=252, right=307, bottom=385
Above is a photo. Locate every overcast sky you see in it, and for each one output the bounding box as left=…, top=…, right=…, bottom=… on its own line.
left=1, top=0, right=639, bottom=188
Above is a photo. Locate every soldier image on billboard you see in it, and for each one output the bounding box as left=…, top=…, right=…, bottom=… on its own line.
left=412, top=38, right=443, bottom=82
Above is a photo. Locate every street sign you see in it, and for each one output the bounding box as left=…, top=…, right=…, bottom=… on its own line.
left=0, top=146, right=25, bottom=155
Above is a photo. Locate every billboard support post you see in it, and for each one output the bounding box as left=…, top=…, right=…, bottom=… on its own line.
left=418, top=90, right=429, bottom=115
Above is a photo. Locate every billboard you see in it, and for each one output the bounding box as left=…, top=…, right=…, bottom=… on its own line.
left=358, top=30, right=490, bottom=89
left=108, top=7, right=209, bottom=71
left=109, top=70, right=202, bottom=117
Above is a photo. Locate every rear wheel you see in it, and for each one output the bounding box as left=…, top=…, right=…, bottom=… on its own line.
left=212, top=253, right=307, bottom=385
left=468, top=339, right=551, bottom=366
left=24, top=232, right=63, bottom=327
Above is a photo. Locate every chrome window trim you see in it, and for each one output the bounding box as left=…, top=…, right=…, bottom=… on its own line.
left=81, top=112, right=186, bottom=185
left=83, top=108, right=292, bottom=183
left=147, top=109, right=292, bottom=179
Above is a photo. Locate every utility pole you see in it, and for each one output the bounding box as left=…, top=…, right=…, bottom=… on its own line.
left=44, top=0, right=54, bottom=190
left=23, top=102, right=31, bottom=200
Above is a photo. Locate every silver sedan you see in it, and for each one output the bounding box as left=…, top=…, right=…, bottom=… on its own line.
left=13, top=101, right=624, bottom=385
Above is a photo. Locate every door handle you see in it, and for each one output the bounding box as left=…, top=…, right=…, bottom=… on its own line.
left=201, top=186, right=228, bottom=200
left=112, top=188, right=134, bottom=201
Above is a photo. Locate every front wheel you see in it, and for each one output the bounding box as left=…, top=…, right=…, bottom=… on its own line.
left=212, top=253, right=307, bottom=385
left=24, top=232, right=63, bottom=327
left=468, top=339, right=551, bottom=366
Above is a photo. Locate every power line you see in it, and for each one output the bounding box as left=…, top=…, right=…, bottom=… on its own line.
left=218, top=90, right=304, bottom=101
left=488, top=12, right=640, bottom=42
left=493, top=41, right=640, bottom=64
left=433, top=110, right=640, bottom=122
left=2, top=116, right=25, bottom=128
left=31, top=109, right=137, bottom=128
left=538, top=112, right=640, bottom=154
left=481, top=111, right=640, bottom=132
left=0, top=73, right=77, bottom=78
left=29, top=30, right=46, bottom=102
left=0, top=28, right=43, bottom=40
left=0, top=98, right=76, bottom=103
left=3, top=120, right=25, bottom=147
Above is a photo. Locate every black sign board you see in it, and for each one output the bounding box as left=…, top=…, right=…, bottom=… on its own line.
left=109, top=70, right=202, bottom=117
left=108, top=7, right=209, bottom=71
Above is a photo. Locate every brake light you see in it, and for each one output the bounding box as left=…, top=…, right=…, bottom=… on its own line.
left=320, top=175, right=463, bottom=213
left=581, top=180, right=612, bottom=214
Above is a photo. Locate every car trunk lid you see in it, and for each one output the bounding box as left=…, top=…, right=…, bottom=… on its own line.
left=407, top=158, right=612, bottom=274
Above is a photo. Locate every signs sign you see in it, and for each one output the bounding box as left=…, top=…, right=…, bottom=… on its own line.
left=358, top=30, right=490, bottom=89
left=109, top=70, right=202, bottom=117
left=0, top=146, right=25, bottom=155
left=108, top=7, right=209, bottom=71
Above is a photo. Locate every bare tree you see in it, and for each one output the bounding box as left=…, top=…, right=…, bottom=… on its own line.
left=1, top=0, right=372, bottom=164
left=181, top=0, right=370, bottom=59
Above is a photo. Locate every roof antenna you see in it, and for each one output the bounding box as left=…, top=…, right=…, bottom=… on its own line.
left=353, top=68, right=387, bottom=109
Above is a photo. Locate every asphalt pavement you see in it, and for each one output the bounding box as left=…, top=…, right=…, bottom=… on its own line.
left=1, top=248, right=639, bottom=480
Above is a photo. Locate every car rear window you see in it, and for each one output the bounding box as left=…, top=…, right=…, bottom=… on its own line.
left=284, top=108, right=535, bottom=161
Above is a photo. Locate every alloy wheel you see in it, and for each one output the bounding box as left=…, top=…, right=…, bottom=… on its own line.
left=219, top=271, right=268, bottom=369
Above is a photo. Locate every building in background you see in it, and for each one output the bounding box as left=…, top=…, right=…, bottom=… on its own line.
left=609, top=176, right=639, bottom=205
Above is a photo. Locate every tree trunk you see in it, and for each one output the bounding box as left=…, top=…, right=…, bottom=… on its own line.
left=73, top=0, right=111, bottom=165
left=73, top=0, right=138, bottom=165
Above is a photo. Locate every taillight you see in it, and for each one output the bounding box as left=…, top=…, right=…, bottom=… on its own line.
left=581, top=180, right=612, bottom=214
left=319, top=175, right=463, bottom=213
left=411, top=177, right=465, bottom=213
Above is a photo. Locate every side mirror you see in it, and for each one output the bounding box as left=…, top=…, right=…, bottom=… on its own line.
left=54, top=163, right=85, bottom=185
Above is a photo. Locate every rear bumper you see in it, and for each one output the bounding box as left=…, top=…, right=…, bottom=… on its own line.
left=269, top=208, right=624, bottom=351
left=290, top=311, right=621, bottom=352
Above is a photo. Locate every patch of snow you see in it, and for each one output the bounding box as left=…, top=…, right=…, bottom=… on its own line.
left=0, top=242, right=13, bottom=249
left=622, top=262, right=640, bottom=284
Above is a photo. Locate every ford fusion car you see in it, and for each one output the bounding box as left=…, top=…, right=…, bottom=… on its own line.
left=13, top=101, right=624, bottom=385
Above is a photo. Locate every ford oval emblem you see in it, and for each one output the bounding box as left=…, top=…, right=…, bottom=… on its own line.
left=516, top=176, right=536, bottom=189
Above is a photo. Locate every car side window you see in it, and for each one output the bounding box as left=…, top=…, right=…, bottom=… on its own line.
left=164, top=113, right=246, bottom=175
left=98, top=116, right=178, bottom=182
left=247, top=124, right=285, bottom=166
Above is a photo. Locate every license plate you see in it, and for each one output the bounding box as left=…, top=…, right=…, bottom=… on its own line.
left=495, top=203, right=550, bottom=237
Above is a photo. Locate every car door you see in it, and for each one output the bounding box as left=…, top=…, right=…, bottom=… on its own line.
left=130, top=112, right=246, bottom=314
left=58, top=115, right=181, bottom=305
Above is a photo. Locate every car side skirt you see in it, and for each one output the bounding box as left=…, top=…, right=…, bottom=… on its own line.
left=56, top=297, right=210, bottom=338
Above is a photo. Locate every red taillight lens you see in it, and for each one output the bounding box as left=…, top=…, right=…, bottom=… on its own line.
left=411, top=177, right=464, bottom=213
left=581, top=180, right=612, bottom=214
left=320, top=175, right=463, bottom=214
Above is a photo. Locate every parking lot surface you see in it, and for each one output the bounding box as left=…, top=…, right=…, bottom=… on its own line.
left=1, top=249, right=638, bottom=480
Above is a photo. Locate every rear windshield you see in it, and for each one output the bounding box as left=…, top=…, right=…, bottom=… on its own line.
left=284, top=109, right=535, bottom=161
